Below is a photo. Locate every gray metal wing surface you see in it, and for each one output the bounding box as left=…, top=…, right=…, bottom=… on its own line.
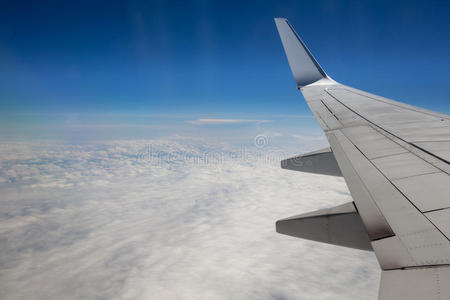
left=274, top=18, right=450, bottom=299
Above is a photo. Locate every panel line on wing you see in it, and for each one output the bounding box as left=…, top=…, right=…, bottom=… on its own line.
left=330, top=129, right=450, bottom=268
left=338, top=87, right=450, bottom=121
left=339, top=130, right=450, bottom=250
left=325, top=89, right=450, bottom=166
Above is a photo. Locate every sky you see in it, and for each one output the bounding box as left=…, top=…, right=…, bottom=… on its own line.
left=1, top=1, right=450, bottom=299
left=1, top=0, right=450, bottom=142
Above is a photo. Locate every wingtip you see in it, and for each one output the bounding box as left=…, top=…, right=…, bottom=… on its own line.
left=274, top=17, right=329, bottom=86
left=274, top=17, right=288, bottom=22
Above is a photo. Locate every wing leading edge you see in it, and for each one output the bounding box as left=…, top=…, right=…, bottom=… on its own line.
left=274, top=18, right=450, bottom=299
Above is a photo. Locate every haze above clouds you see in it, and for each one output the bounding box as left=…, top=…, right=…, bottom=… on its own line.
left=186, top=119, right=272, bottom=125
left=0, top=137, right=379, bottom=300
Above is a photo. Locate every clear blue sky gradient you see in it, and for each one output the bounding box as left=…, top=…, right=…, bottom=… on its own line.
left=1, top=0, right=450, bottom=134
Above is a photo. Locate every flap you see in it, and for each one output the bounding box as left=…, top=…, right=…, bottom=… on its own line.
left=276, top=202, right=372, bottom=251
left=379, top=266, right=450, bottom=299
left=281, top=147, right=342, bottom=176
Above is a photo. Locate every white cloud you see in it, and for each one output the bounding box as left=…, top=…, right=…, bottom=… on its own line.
left=0, top=138, right=379, bottom=300
left=290, top=134, right=326, bottom=142
left=187, top=119, right=272, bottom=125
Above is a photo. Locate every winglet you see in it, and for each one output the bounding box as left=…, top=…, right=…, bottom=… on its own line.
left=274, top=18, right=329, bottom=87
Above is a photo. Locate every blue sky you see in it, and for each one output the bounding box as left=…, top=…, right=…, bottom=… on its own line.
left=1, top=0, right=450, bottom=141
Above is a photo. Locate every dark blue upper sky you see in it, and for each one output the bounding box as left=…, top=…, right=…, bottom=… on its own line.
left=1, top=0, right=450, bottom=118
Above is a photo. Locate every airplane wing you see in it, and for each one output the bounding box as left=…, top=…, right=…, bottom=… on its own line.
left=274, top=18, right=450, bottom=299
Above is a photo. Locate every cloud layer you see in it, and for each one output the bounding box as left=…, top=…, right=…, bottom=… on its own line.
left=0, top=138, right=379, bottom=300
